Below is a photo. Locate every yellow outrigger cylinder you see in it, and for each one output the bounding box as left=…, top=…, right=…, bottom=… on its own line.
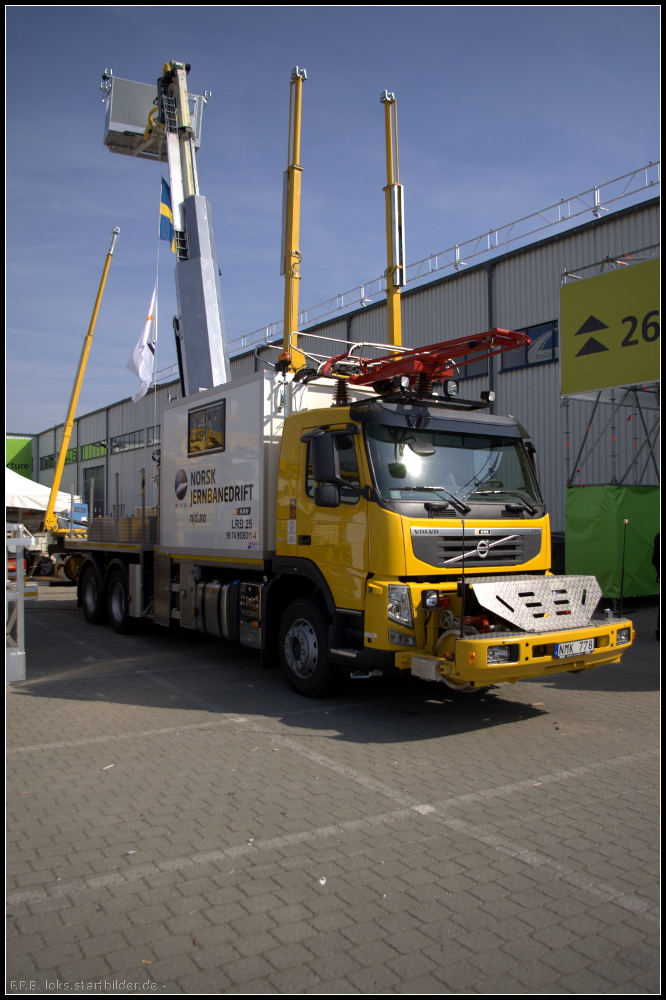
left=43, top=228, right=120, bottom=533
left=381, top=91, right=405, bottom=346
left=281, top=67, right=307, bottom=370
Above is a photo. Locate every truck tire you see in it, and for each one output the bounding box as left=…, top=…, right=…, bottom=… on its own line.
left=106, top=566, right=138, bottom=634
left=80, top=563, right=108, bottom=625
left=440, top=678, right=490, bottom=697
left=278, top=598, right=339, bottom=697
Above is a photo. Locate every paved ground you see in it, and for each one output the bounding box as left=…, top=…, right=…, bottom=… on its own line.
left=6, top=584, right=660, bottom=995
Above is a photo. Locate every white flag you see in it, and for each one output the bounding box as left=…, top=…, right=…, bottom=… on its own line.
left=126, top=284, right=157, bottom=402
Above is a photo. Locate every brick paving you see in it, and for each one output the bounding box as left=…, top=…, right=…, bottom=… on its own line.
left=6, top=585, right=660, bottom=994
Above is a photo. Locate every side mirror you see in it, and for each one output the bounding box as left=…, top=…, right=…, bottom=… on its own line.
left=314, top=484, right=340, bottom=508
left=311, top=433, right=338, bottom=482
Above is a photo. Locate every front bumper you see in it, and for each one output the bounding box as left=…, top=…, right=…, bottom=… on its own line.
left=397, top=619, right=634, bottom=684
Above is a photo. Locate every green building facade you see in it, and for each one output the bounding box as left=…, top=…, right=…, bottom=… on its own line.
left=6, top=435, right=34, bottom=479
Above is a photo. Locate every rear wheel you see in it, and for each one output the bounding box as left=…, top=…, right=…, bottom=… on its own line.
left=80, top=563, right=107, bottom=625
left=278, top=598, right=338, bottom=697
left=106, top=567, right=138, bottom=634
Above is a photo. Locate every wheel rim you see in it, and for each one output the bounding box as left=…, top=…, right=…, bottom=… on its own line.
left=83, top=575, right=98, bottom=614
left=110, top=580, right=126, bottom=622
left=284, top=617, right=318, bottom=678
left=437, top=626, right=478, bottom=691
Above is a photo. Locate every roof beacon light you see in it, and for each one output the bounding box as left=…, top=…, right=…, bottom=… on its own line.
left=275, top=352, right=292, bottom=374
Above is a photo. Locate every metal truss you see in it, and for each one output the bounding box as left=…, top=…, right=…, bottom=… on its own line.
left=564, top=387, right=660, bottom=488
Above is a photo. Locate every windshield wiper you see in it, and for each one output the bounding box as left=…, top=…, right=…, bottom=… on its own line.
left=469, top=489, right=539, bottom=515
left=414, top=487, right=471, bottom=515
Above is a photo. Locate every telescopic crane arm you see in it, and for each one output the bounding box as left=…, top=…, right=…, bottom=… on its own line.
left=103, top=60, right=228, bottom=395
left=281, top=67, right=307, bottom=371
left=381, top=91, right=405, bottom=347
left=43, top=228, right=120, bottom=533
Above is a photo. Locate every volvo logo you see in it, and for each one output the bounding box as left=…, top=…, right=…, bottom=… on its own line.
left=476, top=539, right=490, bottom=559
left=175, top=469, right=188, bottom=500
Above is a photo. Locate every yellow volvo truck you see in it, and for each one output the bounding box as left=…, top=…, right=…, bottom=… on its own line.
left=65, top=63, right=633, bottom=694
left=68, top=358, right=634, bottom=697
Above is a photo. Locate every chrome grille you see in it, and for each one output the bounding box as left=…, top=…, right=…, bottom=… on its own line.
left=411, top=527, right=542, bottom=569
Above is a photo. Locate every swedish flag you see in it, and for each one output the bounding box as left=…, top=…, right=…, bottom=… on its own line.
left=159, top=179, right=176, bottom=253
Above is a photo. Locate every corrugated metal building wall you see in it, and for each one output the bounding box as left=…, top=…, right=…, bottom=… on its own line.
left=34, top=198, right=659, bottom=530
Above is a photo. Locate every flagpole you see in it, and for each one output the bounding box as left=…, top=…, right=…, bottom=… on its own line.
left=154, top=170, right=161, bottom=437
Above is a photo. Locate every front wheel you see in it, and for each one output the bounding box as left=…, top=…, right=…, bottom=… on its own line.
left=278, top=598, right=338, bottom=697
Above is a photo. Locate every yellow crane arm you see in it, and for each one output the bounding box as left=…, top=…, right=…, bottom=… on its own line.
left=381, top=91, right=405, bottom=346
left=281, top=67, right=307, bottom=371
left=43, top=228, right=120, bottom=532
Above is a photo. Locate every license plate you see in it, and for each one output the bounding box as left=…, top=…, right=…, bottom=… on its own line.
left=553, top=638, right=595, bottom=659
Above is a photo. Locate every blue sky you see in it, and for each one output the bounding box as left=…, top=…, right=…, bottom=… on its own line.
left=6, top=6, right=660, bottom=433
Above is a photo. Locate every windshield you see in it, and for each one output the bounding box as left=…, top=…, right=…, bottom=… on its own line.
left=365, top=424, right=541, bottom=504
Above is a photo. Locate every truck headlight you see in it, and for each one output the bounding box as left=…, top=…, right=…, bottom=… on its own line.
left=388, top=628, right=416, bottom=646
left=421, top=590, right=452, bottom=609
left=616, top=627, right=631, bottom=645
left=422, top=589, right=439, bottom=609
left=388, top=585, right=413, bottom=627
left=487, top=644, right=518, bottom=664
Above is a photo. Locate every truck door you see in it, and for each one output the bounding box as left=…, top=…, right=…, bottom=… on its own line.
left=299, top=430, right=369, bottom=610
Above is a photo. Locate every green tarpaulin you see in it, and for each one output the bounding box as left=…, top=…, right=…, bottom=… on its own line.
left=565, top=485, right=660, bottom=598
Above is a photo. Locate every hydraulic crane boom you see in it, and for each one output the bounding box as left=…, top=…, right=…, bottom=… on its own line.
left=157, top=61, right=229, bottom=394
left=102, top=61, right=229, bottom=395
left=43, top=228, right=120, bottom=533
left=281, top=67, right=307, bottom=371
left=381, top=91, right=405, bottom=347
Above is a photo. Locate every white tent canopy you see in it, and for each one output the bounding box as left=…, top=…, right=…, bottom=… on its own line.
left=5, top=467, right=81, bottom=512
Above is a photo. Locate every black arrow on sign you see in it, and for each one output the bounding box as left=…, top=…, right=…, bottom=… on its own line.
left=575, top=337, right=610, bottom=357
left=575, top=315, right=609, bottom=336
